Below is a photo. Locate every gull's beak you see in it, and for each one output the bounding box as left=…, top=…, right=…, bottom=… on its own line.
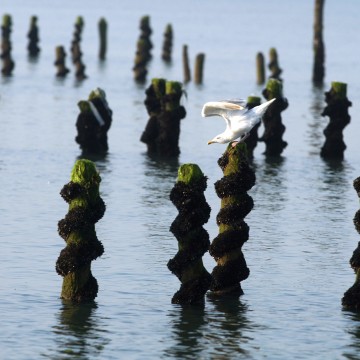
left=207, top=140, right=214, bottom=145
left=253, top=98, right=276, bottom=116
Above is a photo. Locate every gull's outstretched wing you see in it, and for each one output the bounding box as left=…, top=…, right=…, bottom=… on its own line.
left=201, top=100, right=245, bottom=118
left=220, top=98, right=247, bottom=108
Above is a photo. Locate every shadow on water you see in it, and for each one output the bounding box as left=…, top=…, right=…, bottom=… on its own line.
left=164, top=296, right=255, bottom=359
left=48, top=301, right=110, bottom=360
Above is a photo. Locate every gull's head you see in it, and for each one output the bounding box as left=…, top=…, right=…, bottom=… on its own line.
left=253, top=98, right=276, bottom=117
left=208, top=134, right=228, bottom=145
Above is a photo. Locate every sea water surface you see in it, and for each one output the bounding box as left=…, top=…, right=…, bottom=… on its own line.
left=1, top=0, right=360, bottom=359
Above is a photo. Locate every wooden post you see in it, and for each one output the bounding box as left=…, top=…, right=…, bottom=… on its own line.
left=312, top=0, right=325, bottom=84
left=194, top=53, right=205, bottom=85
left=256, top=52, right=265, bottom=85
left=98, top=17, right=107, bottom=60
left=182, top=45, right=191, bottom=83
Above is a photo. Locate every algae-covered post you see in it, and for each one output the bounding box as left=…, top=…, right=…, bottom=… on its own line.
left=1, top=14, right=15, bottom=76
left=259, top=78, right=288, bottom=156
left=75, top=88, right=113, bottom=155
left=133, top=15, right=153, bottom=83
left=268, top=48, right=282, bottom=81
left=54, top=46, right=70, bottom=77
left=312, top=0, right=325, bottom=85
left=27, top=16, right=40, bottom=57
left=56, top=159, right=105, bottom=303
left=162, top=24, right=173, bottom=63
left=71, top=16, right=87, bottom=80
left=256, top=52, right=265, bottom=85
left=140, top=79, right=186, bottom=157
left=244, top=96, right=261, bottom=158
left=342, top=177, right=360, bottom=311
left=98, top=17, right=107, bottom=60
left=168, top=164, right=212, bottom=304
left=210, top=143, right=255, bottom=296
left=194, top=53, right=205, bottom=85
left=182, top=45, right=191, bottom=83
left=320, top=81, right=351, bottom=160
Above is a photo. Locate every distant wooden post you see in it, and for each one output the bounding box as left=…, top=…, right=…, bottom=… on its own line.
left=182, top=45, right=191, bottom=83
left=194, top=53, right=205, bottom=85
left=312, top=0, right=325, bottom=84
left=98, top=18, right=107, bottom=60
left=256, top=52, right=265, bottom=85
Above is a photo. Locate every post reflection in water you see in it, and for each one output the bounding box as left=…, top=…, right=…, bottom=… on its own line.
left=50, top=301, right=110, bottom=359
left=343, top=311, right=360, bottom=359
left=165, top=296, right=254, bottom=359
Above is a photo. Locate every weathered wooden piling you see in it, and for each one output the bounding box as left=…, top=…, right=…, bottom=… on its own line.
left=182, top=45, right=191, bottom=83
left=54, top=46, right=70, bottom=77
left=320, top=82, right=351, bottom=160
left=268, top=48, right=282, bottom=81
left=194, top=53, right=205, bottom=85
left=27, top=16, right=40, bottom=57
left=244, top=96, right=262, bottom=158
left=162, top=24, right=173, bottom=63
left=70, top=16, right=87, bottom=80
left=98, top=17, right=107, bottom=60
left=168, top=164, right=212, bottom=304
left=259, top=78, right=288, bottom=156
left=133, top=15, right=153, bottom=83
left=210, top=143, right=255, bottom=296
left=140, top=78, right=186, bottom=157
left=312, top=0, right=325, bottom=84
left=56, top=159, right=105, bottom=303
left=256, top=52, right=265, bottom=85
left=1, top=14, right=15, bottom=76
left=342, top=177, right=360, bottom=311
left=75, top=88, right=113, bottom=155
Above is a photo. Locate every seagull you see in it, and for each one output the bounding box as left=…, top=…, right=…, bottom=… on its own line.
left=202, top=98, right=276, bottom=145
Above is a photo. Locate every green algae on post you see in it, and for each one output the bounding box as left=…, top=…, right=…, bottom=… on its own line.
left=210, top=142, right=255, bottom=296
left=320, top=81, right=351, bottom=160
left=56, top=159, right=105, bottom=303
left=168, top=164, right=212, bottom=304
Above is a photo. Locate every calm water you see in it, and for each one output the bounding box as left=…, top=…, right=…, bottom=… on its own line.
left=1, top=0, right=360, bottom=359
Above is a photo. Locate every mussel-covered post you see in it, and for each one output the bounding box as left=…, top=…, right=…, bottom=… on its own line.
left=54, top=46, right=70, bottom=77
left=320, top=82, right=351, bottom=160
left=75, top=88, right=113, bottom=155
left=260, top=78, right=288, bottom=156
left=27, top=16, right=40, bottom=57
left=140, top=79, right=186, bottom=157
left=268, top=48, right=282, bottom=81
left=168, top=164, right=212, bottom=304
left=244, top=96, right=261, bottom=158
left=1, top=14, right=15, bottom=76
left=133, top=15, right=153, bottom=83
left=98, top=17, right=107, bottom=60
left=210, top=143, right=255, bottom=295
left=56, top=159, right=105, bottom=302
left=162, top=24, right=173, bottom=63
left=342, top=177, right=360, bottom=311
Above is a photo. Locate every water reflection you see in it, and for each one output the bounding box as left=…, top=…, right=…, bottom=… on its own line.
left=343, top=311, right=360, bottom=359
left=164, top=296, right=254, bottom=359
left=307, top=85, right=325, bottom=155
left=49, top=301, right=110, bottom=359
